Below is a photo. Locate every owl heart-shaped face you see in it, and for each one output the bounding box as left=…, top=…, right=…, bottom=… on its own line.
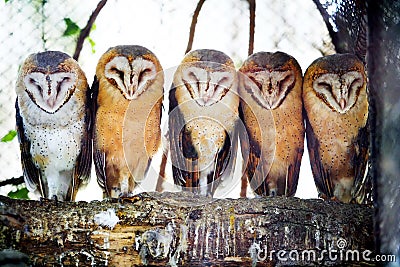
left=239, top=51, right=301, bottom=110
left=180, top=65, right=235, bottom=107
left=104, top=56, right=157, bottom=100
left=313, top=71, right=364, bottom=114
left=24, top=71, right=77, bottom=114
left=243, top=69, right=295, bottom=110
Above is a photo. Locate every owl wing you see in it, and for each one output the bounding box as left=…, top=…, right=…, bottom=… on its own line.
left=238, top=109, right=250, bottom=197
left=70, top=84, right=93, bottom=200
left=91, top=76, right=107, bottom=190
left=238, top=101, right=264, bottom=195
left=143, top=94, right=163, bottom=178
left=15, top=99, right=46, bottom=197
left=168, top=84, right=198, bottom=189
left=351, top=121, right=371, bottom=204
left=285, top=147, right=303, bottom=197
left=209, top=122, right=238, bottom=195
left=304, top=112, right=334, bottom=199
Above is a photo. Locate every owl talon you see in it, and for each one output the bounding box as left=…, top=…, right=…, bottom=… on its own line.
left=318, top=193, right=330, bottom=201
left=118, top=195, right=143, bottom=204
left=269, top=189, right=277, bottom=197
left=329, top=196, right=340, bottom=202
left=318, top=193, right=340, bottom=202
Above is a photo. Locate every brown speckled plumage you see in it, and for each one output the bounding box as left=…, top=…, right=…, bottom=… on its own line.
left=239, top=51, right=304, bottom=197
left=93, top=45, right=163, bottom=198
left=15, top=51, right=92, bottom=201
left=169, top=49, right=239, bottom=196
left=303, top=53, right=369, bottom=203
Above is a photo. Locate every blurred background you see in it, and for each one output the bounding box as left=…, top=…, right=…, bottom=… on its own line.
left=0, top=0, right=335, bottom=200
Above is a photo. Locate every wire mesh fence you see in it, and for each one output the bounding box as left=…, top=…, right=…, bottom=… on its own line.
left=0, top=0, right=332, bottom=198
left=0, top=0, right=97, bottom=195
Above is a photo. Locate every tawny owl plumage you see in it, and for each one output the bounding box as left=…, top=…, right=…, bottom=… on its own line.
left=238, top=51, right=304, bottom=197
left=169, top=49, right=239, bottom=196
left=303, top=53, right=370, bottom=203
left=15, top=51, right=92, bottom=201
left=93, top=45, right=163, bottom=198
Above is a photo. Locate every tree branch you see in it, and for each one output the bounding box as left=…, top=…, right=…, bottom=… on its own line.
left=248, top=0, right=256, bottom=56
left=0, top=192, right=374, bottom=266
left=0, top=176, right=24, bottom=187
left=185, top=0, right=206, bottom=54
left=73, top=0, right=108, bottom=61
left=312, top=0, right=340, bottom=53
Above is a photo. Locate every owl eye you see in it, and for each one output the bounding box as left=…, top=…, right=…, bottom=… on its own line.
left=55, top=76, right=73, bottom=94
left=349, top=77, right=362, bottom=93
left=29, top=78, right=42, bottom=93
left=217, top=76, right=229, bottom=88
left=183, top=70, right=200, bottom=89
left=187, top=71, right=199, bottom=82
left=138, top=68, right=152, bottom=84
left=249, top=76, right=262, bottom=89
left=278, top=73, right=294, bottom=92
left=317, top=81, right=332, bottom=91
left=111, top=67, right=124, bottom=81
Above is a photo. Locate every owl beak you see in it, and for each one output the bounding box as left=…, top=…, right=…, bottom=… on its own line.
left=339, top=98, right=346, bottom=110
left=47, top=97, right=56, bottom=108
left=267, top=99, right=274, bottom=109
left=127, top=84, right=137, bottom=98
left=197, top=82, right=214, bottom=106
left=43, top=90, right=57, bottom=109
left=126, top=74, right=139, bottom=99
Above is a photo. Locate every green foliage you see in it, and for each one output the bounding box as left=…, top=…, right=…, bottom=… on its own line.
left=87, top=36, right=96, bottom=53
left=63, top=18, right=96, bottom=54
left=8, top=187, right=29, bottom=200
left=1, top=130, right=17, bottom=142
left=5, top=0, right=11, bottom=3
left=63, top=18, right=81, bottom=37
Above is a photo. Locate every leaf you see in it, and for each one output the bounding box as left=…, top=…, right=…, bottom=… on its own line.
left=87, top=37, right=96, bottom=54
left=8, top=187, right=30, bottom=200
left=5, top=0, right=11, bottom=3
left=1, top=130, right=17, bottom=142
left=63, top=18, right=80, bottom=37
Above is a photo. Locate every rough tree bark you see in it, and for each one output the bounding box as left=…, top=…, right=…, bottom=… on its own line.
left=0, top=192, right=374, bottom=266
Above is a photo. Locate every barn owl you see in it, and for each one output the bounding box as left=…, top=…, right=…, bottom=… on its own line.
left=169, top=49, right=239, bottom=196
left=238, top=51, right=304, bottom=197
left=15, top=51, right=92, bottom=201
left=303, top=53, right=370, bottom=203
left=93, top=45, right=163, bottom=198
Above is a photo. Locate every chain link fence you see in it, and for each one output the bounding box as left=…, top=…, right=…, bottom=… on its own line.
left=0, top=0, right=97, bottom=195
left=0, top=0, right=332, bottom=198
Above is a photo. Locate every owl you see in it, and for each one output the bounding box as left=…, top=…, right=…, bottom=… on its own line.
left=15, top=51, right=92, bottom=201
left=93, top=45, right=163, bottom=198
left=238, top=51, right=304, bottom=197
left=303, top=53, right=369, bottom=203
left=169, top=49, right=239, bottom=196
